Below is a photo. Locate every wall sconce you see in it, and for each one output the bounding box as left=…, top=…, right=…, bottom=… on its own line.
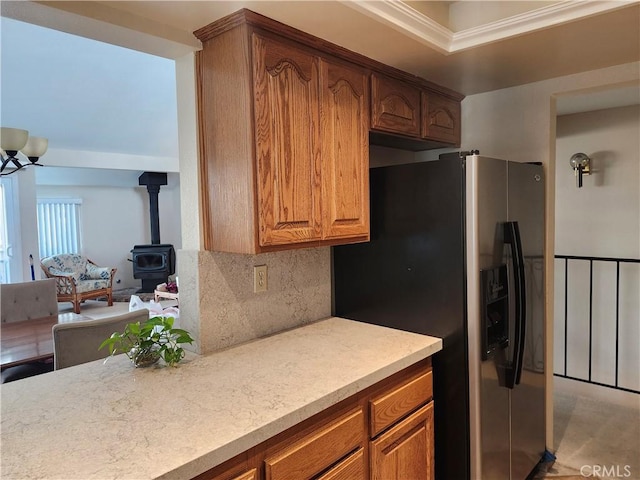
left=569, top=152, right=591, bottom=188
left=0, top=127, right=48, bottom=177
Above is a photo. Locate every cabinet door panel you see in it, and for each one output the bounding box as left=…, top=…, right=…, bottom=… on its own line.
left=421, top=92, right=461, bottom=145
left=370, top=402, right=434, bottom=480
left=371, top=74, right=421, bottom=137
left=253, top=34, right=322, bottom=246
left=321, top=60, right=369, bottom=240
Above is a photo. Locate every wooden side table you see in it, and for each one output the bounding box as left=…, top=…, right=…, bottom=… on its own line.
left=154, top=290, right=179, bottom=305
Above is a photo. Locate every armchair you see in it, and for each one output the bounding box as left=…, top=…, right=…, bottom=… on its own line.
left=40, top=254, right=117, bottom=314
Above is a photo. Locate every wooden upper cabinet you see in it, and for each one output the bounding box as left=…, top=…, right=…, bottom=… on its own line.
left=195, top=9, right=462, bottom=252
left=196, top=23, right=369, bottom=253
left=253, top=34, right=322, bottom=247
left=421, top=91, right=461, bottom=146
left=370, top=72, right=461, bottom=148
left=371, top=73, right=421, bottom=137
left=320, top=60, right=369, bottom=241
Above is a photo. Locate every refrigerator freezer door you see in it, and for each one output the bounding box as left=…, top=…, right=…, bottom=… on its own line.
left=507, top=162, right=546, bottom=480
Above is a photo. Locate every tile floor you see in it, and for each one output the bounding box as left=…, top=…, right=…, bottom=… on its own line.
left=538, top=384, right=640, bottom=480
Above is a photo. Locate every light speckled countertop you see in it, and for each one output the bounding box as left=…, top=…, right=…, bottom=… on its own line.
left=1, top=317, right=442, bottom=480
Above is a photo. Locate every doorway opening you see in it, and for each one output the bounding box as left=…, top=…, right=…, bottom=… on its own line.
left=551, top=84, right=640, bottom=476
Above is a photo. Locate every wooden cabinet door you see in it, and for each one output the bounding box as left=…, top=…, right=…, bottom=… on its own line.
left=320, top=60, right=369, bottom=241
left=421, top=91, right=461, bottom=145
left=370, top=402, right=434, bottom=480
left=253, top=34, right=322, bottom=247
left=371, top=73, right=421, bottom=137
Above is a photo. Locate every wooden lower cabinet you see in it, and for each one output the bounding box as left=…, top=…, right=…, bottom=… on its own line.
left=265, top=408, right=364, bottom=480
left=230, top=469, right=259, bottom=480
left=194, top=359, right=433, bottom=480
left=317, top=447, right=365, bottom=480
left=370, top=403, right=434, bottom=480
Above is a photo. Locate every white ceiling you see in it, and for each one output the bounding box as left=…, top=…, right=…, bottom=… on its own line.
left=556, top=85, right=640, bottom=116
left=0, top=16, right=178, bottom=158
left=1, top=1, right=638, bottom=162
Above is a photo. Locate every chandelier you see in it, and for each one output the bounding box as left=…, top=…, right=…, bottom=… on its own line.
left=0, top=127, right=48, bottom=177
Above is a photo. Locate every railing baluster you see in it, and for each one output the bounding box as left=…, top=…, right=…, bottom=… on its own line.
left=564, top=258, right=568, bottom=377
left=588, top=259, right=593, bottom=383
left=554, top=254, right=639, bottom=395
left=615, top=261, right=620, bottom=388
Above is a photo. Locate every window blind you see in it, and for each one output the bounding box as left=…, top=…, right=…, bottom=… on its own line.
left=37, top=198, right=82, bottom=258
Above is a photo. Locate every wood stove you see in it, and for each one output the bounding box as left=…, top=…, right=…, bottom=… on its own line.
left=132, top=171, right=176, bottom=292
left=131, top=243, right=175, bottom=292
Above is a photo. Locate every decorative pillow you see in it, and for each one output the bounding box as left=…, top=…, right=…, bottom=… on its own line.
left=84, top=264, right=111, bottom=280
left=48, top=268, right=81, bottom=285
left=75, top=279, right=110, bottom=292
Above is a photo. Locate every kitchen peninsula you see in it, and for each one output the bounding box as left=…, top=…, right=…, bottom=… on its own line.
left=1, top=317, right=441, bottom=479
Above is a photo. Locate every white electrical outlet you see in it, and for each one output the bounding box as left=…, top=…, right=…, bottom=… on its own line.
left=254, top=265, right=268, bottom=293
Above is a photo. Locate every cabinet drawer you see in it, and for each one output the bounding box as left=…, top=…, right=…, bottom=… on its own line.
left=370, top=370, right=432, bottom=437
left=229, top=469, right=258, bottom=480
left=265, top=408, right=364, bottom=480
left=317, top=447, right=365, bottom=480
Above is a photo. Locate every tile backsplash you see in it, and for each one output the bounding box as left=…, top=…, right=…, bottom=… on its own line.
left=178, top=247, right=331, bottom=353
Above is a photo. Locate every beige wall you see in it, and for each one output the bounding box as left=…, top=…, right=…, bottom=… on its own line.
left=461, top=60, right=640, bottom=450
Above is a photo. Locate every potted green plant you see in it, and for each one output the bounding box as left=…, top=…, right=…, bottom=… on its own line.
left=99, top=316, right=194, bottom=367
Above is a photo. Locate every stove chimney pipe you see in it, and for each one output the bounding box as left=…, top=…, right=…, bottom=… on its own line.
left=138, top=172, right=167, bottom=245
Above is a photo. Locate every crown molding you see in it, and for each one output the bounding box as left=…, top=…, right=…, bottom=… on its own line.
left=342, top=0, right=638, bottom=54
left=451, top=0, right=639, bottom=52
left=340, top=0, right=452, bottom=54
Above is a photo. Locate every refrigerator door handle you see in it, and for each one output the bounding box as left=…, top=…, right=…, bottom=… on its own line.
left=503, top=221, right=526, bottom=388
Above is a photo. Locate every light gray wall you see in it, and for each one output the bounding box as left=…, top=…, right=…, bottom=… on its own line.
left=554, top=105, right=639, bottom=394
left=555, top=105, right=639, bottom=257
left=13, top=169, right=39, bottom=282
left=36, top=172, right=181, bottom=289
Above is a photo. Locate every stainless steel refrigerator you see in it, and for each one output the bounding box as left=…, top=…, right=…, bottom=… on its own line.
left=332, top=152, right=546, bottom=479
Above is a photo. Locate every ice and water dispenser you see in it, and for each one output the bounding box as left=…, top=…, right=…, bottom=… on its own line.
left=480, top=264, right=509, bottom=360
